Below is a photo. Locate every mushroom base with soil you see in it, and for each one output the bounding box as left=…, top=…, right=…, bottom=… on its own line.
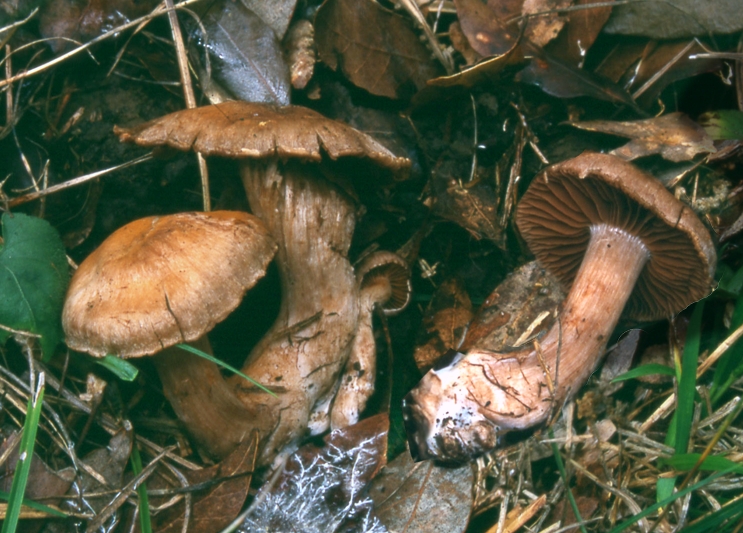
left=403, top=152, right=716, bottom=463
left=404, top=223, right=649, bottom=461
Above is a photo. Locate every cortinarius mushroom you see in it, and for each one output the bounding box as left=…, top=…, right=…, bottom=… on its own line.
left=116, top=102, right=410, bottom=464
left=328, top=251, right=412, bottom=429
left=63, top=211, right=278, bottom=459
left=404, top=152, right=716, bottom=462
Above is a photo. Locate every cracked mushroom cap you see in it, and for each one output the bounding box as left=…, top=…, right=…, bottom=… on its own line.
left=114, top=101, right=410, bottom=180
left=516, top=152, right=716, bottom=322
left=63, top=211, right=277, bottom=358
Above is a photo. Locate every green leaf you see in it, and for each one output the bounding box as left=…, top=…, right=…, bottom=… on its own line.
left=611, top=363, right=675, bottom=383
left=96, top=355, right=139, bottom=381
left=0, top=213, right=69, bottom=360
left=699, top=110, right=743, bottom=141
left=676, top=301, right=704, bottom=455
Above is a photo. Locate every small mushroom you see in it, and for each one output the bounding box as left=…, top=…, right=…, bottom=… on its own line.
left=63, top=211, right=278, bottom=459
left=328, top=251, right=412, bottom=429
left=403, top=152, right=716, bottom=462
left=116, top=102, right=410, bottom=464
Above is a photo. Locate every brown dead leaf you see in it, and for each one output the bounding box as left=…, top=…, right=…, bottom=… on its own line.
left=368, top=449, right=474, bottom=533
left=241, top=415, right=389, bottom=532
left=428, top=176, right=504, bottom=243
left=449, top=21, right=481, bottom=66
left=547, top=0, right=613, bottom=65
left=595, top=40, right=721, bottom=105
left=315, top=0, right=442, bottom=99
left=462, top=261, right=565, bottom=352
left=522, top=0, right=571, bottom=48
left=151, top=436, right=257, bottom=533
left=568, top=112, right=717, bottom=162
left=413, top=277, right=474, bottom=372
left=39, top=0, right=158, bottom=52
left=455, top=0, right=519, bottom=57
left=428, top=36, right=523, bottom=88
left=0, top=432, right=74, bottom=503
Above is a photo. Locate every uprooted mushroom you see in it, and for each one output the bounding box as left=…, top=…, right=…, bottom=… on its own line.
left=63, top=211, right=279, bottom=459
left=403, top=152, right=717, bottom=463
left=116, top=102, right=411, bottom=464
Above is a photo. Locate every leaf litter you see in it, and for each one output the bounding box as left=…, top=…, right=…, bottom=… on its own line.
left=0, top=0, right=743, bottom=532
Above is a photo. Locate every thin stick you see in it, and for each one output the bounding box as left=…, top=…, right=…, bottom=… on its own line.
left=165, top=0, right=210, bottom=211
left=7, top=154, right=152, bottom=207
left=0, top=0, right=203, bottom=90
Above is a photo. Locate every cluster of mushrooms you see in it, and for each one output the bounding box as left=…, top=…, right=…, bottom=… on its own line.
left=63, top=102, right=716, bottom=466
left=63, top=102, right=412, bottom=466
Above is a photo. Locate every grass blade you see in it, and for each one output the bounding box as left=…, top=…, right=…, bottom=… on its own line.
left=130, top=443, right=152, bottom=533
left=176, top=343, right=277, bottom=397
left=1, top=373, right=45, bottom=533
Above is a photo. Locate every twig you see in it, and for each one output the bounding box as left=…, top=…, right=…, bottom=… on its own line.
left=7, top=153, right=152, bottom=208
left=165, top=0, right=210, bottom=211
left=0, top=0, right=203, bottom=90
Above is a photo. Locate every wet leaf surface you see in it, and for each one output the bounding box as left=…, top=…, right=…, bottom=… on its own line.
left=569, top=112, right=716, bottom=162
left=192, top=0, right=290, bottom=105
left=315, top=0, right=442, bottom=99
left=240, top=0, right=297, bottom=39
left=368, top=449, right=474, bottom=533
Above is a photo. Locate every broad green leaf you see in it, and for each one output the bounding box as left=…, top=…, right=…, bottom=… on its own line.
left=0, top=213, right=69, bottom=359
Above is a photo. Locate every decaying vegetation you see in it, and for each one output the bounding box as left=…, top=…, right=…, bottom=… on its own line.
left=0, top=0, right=743, bottom=532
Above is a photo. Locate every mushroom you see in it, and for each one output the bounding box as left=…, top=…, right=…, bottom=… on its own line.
left=63, top=211, right=278, bottom=459
left=115, top=102, right=410, bottom=464
left=328, top=251, right=412, bottom=429
left=403, top=152, right=716, bottom=462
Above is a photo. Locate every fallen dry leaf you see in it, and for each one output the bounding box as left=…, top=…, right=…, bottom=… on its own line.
left=455, top=0, right=519, bottom=57
left=547, top=0, right=613, bottom=65
left=368, top=449, right=474, bottom=533
left=522, top=0, right=571, bottom=48
left=462, top=261, right=565, bottom=352
left=428, top=176, right=504, bottom=243
left=413, top=277, right=474, bottom=372
left=315, top=0, right=441, bottom=99
left=151, top=436, right=258, bottom=533
left=568, top=112, right=717, bottom=162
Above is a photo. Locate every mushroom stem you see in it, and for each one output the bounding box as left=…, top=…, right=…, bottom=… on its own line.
left=232, top=160, right=359, bottom=464
left=404, top=223, right=650, bottom=461
left=154, top=337, right=278, bottom=459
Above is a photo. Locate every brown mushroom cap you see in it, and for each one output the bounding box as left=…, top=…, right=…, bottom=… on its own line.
left=516, top=152, right=716, bottom=321
left=356, top=251, right=412, bottom=315
left=63, top=211, right=277, bottom=358
left=114, top=101, right=410, bottom=178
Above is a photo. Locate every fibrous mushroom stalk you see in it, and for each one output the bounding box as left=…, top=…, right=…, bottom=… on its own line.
left=232, top=160, right=360, bottom=464
left=404, top=223, right=649, bottom=462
